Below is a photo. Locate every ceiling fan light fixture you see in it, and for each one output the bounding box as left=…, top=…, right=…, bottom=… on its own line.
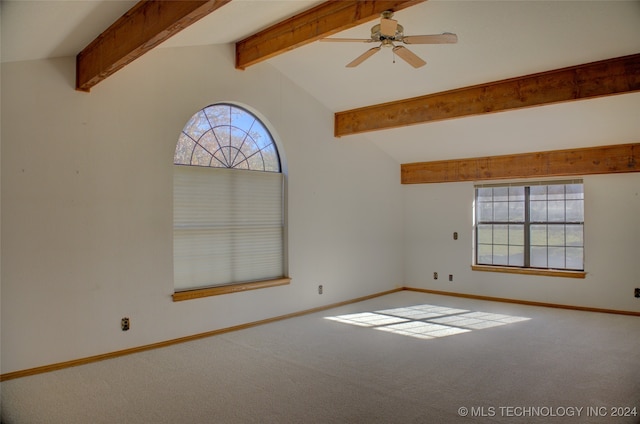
left=320, top=10, right=457, bottom=68
left=379, top=16, right=398, bottom=37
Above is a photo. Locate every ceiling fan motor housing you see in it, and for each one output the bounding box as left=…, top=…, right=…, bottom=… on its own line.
left=320, top=9, right=457, bottom=68
left=371, top=23, right=404, bottom=45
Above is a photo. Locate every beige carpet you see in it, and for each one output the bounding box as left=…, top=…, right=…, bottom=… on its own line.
left=2, top=290, right=639, bottom=423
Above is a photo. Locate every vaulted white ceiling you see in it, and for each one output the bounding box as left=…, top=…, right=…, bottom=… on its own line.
left=2, top=0, right=640, bottom=163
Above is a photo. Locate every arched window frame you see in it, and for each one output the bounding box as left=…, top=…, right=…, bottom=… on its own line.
left=172, top=103, right=289, bottom=301
left=174, top=103, right=282, bottom=172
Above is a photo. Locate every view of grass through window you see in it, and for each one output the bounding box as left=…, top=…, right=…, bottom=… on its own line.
left=475, top=181, right=584, bottom=270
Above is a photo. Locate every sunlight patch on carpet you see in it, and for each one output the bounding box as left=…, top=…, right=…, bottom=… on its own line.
left=325, top=304, right=530, bottom=340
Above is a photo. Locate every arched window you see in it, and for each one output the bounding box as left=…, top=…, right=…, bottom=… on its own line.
left=173, top=104, right=288, bottom=300
left=174, top=103, right=280, bottom=172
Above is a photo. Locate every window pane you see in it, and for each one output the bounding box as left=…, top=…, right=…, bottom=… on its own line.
left=494, top=202, right=509, bottom=221
left=477, top=225, right=493, bottom=244
left=231, top=108, right=253, bottom=130
left=477, top=244, right=493, bottom=265
left=530, top=225, right=547, bottom=246
left=493, top=225, right=508, bottom=245
left=547, top=200, right=565, bottom=222
left=212, top=149, right=228, bottom=168
left=493, top=187, right=508, bottom=202
left=509, top=201, right=525, bottom=222
left=530, top=200, right=547, bottom=222
left=509, top=225, right=524, bottom=246
left=493, top=245, right=509, bottom=265
left=566, top=184, right=584, bottom=200
left=509, top=186, right=525, bottom=201
left=250, top=121, right=273, bottom=150
left=477, top=202, right=493, bottom=223
left=566, top=247, right=584, bottom=270
left=230, top=127, right=248, bottom=162
left=233, top=157, right=251, bottom=170
left=509, top=245, right=524, bottom=266
left=565, top=225, right=583, bottom=247
left=175, top=134, right=196, bottom=165
left=183, top=112, right=211, bottom=141
left=212, top=127, right=231, bottom=165
left=198, top=130, right=218, bottom=155
left=548, top=247, right=566, bottom=269
left=208, top=104, right=231, bottom=126
left=477, top=188, right=493, bottom=202
left=531, top=246, right=547, bottom=268
left=547, top=185, right=565, bottom=200
left=192, top=145, right=213, bottom=166
left=261, top=144, right=280, bottom=172
left=566, top=200, right=584, bottom=222
left=547, top=225, right=565, bottom=246
left=530, top=185, right=547, bottom=201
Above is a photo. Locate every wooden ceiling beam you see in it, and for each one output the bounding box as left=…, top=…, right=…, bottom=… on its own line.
left=76, top=0, right=231, bottom=92
left=401, top=143, right=640, bottom=184
left=235, top=0, right=426, bottom=70
left=335, top=53, right=640, bottom=137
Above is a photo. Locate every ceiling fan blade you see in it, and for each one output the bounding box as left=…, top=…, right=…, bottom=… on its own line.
left=320, top=38, right=374, bottom=43
left=392, top=46, right=426, bottom=68
left=380, top=17, right=398, bottom=37
left=346, top=47, right=381, bottom=68
left=402, top=33, right=458, bottom=44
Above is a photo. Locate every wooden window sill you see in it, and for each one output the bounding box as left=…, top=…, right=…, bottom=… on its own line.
left=173, top=278, right=291, bottom=302
left=471, top=265, right=586, bottom=279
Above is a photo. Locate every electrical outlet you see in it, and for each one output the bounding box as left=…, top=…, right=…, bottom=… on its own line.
left=121, top=317, right=130, bottom=331
left=433, top=272, right=438, bottom=280
left=318, top=285, right=323, bottom=295
left=635, top=288, right=640, bottom=298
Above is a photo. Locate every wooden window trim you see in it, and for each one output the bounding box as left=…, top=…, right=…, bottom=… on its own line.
left=471, top=265, right=586, bottom=279
left=172, top=278, right=291, bottom=302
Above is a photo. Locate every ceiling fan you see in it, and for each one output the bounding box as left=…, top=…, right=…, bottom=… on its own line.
left=320, top=10, right=457, bottom=68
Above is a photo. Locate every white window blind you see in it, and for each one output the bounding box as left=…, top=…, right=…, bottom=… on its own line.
left=174, top=165, right=284, bottom=291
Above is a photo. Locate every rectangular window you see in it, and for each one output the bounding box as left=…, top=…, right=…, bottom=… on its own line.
left=475, top=180, right=584, bottom=271
left=173, top=166, right=284, bottom=291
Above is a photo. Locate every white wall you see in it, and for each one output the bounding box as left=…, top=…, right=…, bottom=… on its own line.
left=404, top=173, right=640, bottom=312
left=0, top=44, right=404, bottom=374
left=3, top=40, right=638, bottom=376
